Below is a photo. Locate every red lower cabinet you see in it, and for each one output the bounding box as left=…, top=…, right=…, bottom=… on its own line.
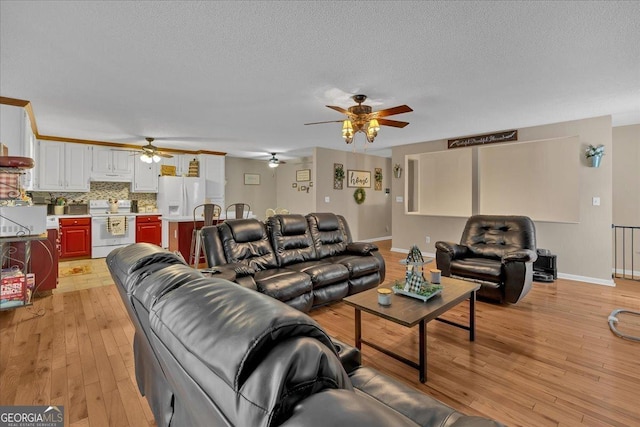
left=136, top=215, right=162, bottom=246
left=59, top=217, right=91, bottom=259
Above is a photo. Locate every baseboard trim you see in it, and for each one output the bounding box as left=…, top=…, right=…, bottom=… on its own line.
left=557, top=273, right=616, bottom=287
left=391, top=247, right=436, bottom=258
left=362, top=236, right=392, bottom=243
left=613, top=268, right=640, bottom=279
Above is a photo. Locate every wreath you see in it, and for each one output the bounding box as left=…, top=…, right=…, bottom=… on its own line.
left=353, top=188, right=366, bottom=204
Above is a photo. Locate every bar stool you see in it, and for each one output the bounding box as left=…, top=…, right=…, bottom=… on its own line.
left=190, top=203, right=221, bottom=268
left=226, top=203, right=251, bottom=220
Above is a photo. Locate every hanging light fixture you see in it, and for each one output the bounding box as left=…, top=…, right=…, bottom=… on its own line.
left=342, top=120, right=354, bottom=144
left=268, top=153, right=280, bottom=168
left=140, top=153, right=153, bottom=163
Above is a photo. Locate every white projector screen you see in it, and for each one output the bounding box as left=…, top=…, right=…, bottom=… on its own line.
left=478, top=136, right=580, bottom=223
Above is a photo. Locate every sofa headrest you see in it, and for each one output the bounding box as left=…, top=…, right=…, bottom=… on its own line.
left=133, top=264, right=205, bottom=311
left=106, top=243, right=187, bottom=294
left=309, top=212, right=340, bottom=231
left=461, top=215, right=536, bottom=259
left=223, top=219, right=266, bottom=243
left=275, top=214, right=309, bottom=236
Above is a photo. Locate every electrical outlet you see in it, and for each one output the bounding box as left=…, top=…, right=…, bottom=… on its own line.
left=425, top=236, right=431, bottom=244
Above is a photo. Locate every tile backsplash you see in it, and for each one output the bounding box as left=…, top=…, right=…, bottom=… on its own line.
left=32, top=182, right=157, bottom=208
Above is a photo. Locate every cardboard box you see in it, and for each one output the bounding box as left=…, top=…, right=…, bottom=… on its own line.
left=1, top=273, right=26, bottom=309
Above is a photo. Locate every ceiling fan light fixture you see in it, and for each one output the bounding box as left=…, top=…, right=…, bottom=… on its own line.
left=152, top=154, right=161, bottom=163
left=268, top=153, right=280, bottom=168
left=342, top=120, right=354, bottom=143
left=140, top=153, right=152, bottom=163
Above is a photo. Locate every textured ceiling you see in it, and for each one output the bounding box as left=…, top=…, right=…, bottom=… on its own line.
left=1, top=1, right=638, bottom=160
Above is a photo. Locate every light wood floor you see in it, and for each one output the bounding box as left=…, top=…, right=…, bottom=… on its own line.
left=1, top=243, right=639, bottom=426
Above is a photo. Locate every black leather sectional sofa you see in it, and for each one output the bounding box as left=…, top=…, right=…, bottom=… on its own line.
left=106, top=243, right=502, bottom=427
left=200, top=212, right=385, bottom=312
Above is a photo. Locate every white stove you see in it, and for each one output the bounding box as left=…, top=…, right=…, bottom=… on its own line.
left=89, top=200, right=136, bottom=258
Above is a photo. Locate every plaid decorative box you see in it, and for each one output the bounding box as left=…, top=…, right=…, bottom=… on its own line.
left=0, top=172, right=21, bottom=199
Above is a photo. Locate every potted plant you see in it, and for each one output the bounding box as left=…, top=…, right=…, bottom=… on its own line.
left=393, top=163, right=403, bottom=178
left=585, top=144, right=605, bottom=167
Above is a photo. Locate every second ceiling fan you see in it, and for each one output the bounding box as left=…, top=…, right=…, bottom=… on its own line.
left=305, top=94, right=413, bottom=144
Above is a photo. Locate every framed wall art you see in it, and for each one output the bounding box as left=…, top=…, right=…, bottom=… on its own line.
left=296, top=169, right=311, bottom=182
left=244, top=173, right=260, bottom=185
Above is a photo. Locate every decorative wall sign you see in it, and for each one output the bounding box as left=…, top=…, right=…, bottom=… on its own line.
left=448, top=130, right=518, bottom=149
left=244, top=173, right=260, bottom=185
left=296, top=169, right=311, bottom=182
left=347, top=170, right=371, bottom=188
left=374, top=168, right=382, bottom=191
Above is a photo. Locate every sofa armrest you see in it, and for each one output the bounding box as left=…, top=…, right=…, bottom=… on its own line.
left=502, top=249, right=537, bottom=263
left=330, top=338, right=361, bottom=374
left=346, top=242, right=378, bottom=255
left=224, top=262, right=256, bottom=277
left=435, top=241, right=469, bottom=259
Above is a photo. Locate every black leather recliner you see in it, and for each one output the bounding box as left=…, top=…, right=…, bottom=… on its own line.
left=435, top=215, right=537, bottom=303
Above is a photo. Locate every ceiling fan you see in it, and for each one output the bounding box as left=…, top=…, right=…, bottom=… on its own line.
left=267, top=153, right=286, bottom=168
left=137, top=137, right=173, bottom=163
left=305, top=94, right=413, bottom=144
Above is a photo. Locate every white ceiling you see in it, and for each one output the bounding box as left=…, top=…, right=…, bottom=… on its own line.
left=1, top=1, right=639, bottom=160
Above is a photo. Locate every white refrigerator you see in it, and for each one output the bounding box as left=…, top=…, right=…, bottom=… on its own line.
left=157, top=176, right=206, bottom=248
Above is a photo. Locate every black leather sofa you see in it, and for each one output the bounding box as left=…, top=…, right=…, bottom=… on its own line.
left=200, top=213, right=385, bottom=312
left=435, top=215, right=537, bottom=303
left=106, top=243, right=502, bottom=427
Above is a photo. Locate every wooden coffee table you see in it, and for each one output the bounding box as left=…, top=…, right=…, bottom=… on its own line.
left=343, top=277, right=480, bottom=383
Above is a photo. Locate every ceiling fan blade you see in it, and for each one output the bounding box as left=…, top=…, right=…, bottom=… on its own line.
left=158, top=152, right=173, bottom=158
left=377, top=118, right=410, bottom=128
left=304, top=120, right=345, bottom=125
left=326, top=105, right=349, bottom=114
left=375, top=105, right=413, bottom=118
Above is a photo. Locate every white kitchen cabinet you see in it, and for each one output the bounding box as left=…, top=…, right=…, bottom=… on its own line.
left=0, top=105, right=36, bottom=190
left=36, top=141, right=91, bottom=191
left=91, top=146, right=134, bottom=181
left=132, top=159, right=159, bottom=193
left=200, top=154, right=225, bottom=207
